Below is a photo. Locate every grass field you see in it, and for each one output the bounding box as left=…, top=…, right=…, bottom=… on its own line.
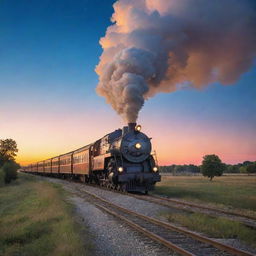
left=166, top=212, right=256, bottom=247
left=0, top=173, right=92, bottom=256
left=155, top=175, right=256, bottom=212
left=155, top=175, right=256, bottom=247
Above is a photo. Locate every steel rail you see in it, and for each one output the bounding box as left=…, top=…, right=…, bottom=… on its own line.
left=150, top=194, right=256, bottom=221
left=59, top=175, right=256, bottom=229
left=77, top=188, right=254, bottom=256
left=23, top=173, right=255, bottom=255
left=127, top=194, right=256, bottom=229
left=79, top=182, right=256, bottom=229
left=25, top=172, right=256, bottom=229
left=72, top=179, right=256, bottom=224
left=94, top=202, right=195, bottom=256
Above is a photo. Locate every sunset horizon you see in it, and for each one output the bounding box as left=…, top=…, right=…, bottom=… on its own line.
left=1, top=0, right=255, bottom=167
left=1, top=2, right=255, bottom=255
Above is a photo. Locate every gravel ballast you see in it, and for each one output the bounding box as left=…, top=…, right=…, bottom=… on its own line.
left=44, top=177, right=177, bottom=256
left=70, top=196, right=175, bottom=256
left=40, top=176, right=256, bottom=255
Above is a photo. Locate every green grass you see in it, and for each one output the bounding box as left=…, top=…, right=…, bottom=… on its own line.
left=0, top=168, right=5, bottom=187
left=166, top=212, right=256, bottom=247
left=155, top=175, right=256, bottom=247
left=155, top=175, right=256, bottom=214
left=0, top=173, right=93, bottom=256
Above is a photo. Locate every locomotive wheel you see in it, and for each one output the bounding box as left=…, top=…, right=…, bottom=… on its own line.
left=80, top=175, right=87, bottom=183
left=120, top=184, right=127, bottom=192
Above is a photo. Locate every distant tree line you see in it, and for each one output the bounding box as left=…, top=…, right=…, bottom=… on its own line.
left=225, top=161, right=256, bottom=174
left=160, top=164, right=200, bottom=174
left=0, top=139, right=19, bottom=186
left=160, top=154, right=256, bottom=180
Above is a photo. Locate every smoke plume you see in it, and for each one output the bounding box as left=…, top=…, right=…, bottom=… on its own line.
left=96, top=0, right=256, bottom=122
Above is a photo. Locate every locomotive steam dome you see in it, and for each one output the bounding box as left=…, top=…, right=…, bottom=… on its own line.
left=120, top=125, right=152, bottom=163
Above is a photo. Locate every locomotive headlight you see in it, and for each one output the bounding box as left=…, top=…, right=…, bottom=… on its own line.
left=153, top=166, right=158, bottom=172
left=135, top=125, right=141, bottom=132
left=135, top=143, right=142, bottom=149
left=118, top=167, right=123, bottom=172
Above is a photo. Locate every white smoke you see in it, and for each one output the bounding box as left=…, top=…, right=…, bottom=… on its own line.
left=96, top=0, right=256, bottom=122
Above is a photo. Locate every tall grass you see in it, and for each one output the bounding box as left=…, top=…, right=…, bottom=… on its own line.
left=167, top=212, right=256, bottom=247
left=155, top=175, right=256, bottom=212
left=0, top=173, right=92, bottom=256
left=0, top=168, right=5, bottom=187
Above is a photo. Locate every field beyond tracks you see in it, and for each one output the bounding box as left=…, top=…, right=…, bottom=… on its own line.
left=0, top=173, right=90, bottom=256
left=155, top=174, right=256, bottom=212
left=154, top=174, right=256, bottom=247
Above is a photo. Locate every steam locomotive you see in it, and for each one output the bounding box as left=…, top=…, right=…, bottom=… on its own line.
left=23, top=123, right=161, bottom=193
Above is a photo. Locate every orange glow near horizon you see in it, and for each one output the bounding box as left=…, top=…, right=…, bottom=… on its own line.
left=1, top=0, right=256, bottom=169
left=10, top=111, right=256, bottom=166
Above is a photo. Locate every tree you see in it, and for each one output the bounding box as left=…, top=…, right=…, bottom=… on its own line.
left=201, top=154, right=226, bottom=181
left=174, top=165, right=184, bottom=174
left=0, top=139, right=18, bottom=167
left=0, top=168, right=5, bottom=186
left=226, top=165, right=239, bottom=173
left=246, top=163, right=256, bottom=174
left=239, top=166, right=247, bottom=173
left=2, top=161, right=19, bottom=183
left=243, top=161, right=253, bottom=166
left=187, top=164, right=200, bottom=173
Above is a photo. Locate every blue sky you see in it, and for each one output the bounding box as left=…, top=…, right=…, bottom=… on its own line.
left=0, top=0, right=255, bottom=165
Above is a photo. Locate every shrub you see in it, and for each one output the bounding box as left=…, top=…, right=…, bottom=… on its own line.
left=2, top=161, right=18, bottom=184
left=246, top=163, right=256, bottom=174
left=239, top=166, right=247, bottom=173
left=0, top=168, right=5, bottom=186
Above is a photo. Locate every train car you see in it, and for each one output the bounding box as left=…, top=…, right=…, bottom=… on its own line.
left=24, top=165, right=29, bottom=173
left=27, top=165, right=32, bottom=173
left=38, top=161, right=44, bottom=173
left=51, top=156, right=59, bottom=174
left=73, top=145, right=91, bottom=182
left=59, top=152, right=72, bottom=175
left=44, top=159, right=52, bottom=174
left=32, top=163, right=38, bottom=173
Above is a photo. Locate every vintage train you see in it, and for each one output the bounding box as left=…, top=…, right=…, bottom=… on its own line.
left=23, top=123, right=161, bottom=193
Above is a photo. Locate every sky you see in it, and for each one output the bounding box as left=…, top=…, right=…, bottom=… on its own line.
left=0, top=0, right=255, bottom=166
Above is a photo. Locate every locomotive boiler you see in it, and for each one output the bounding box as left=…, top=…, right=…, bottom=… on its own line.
left=23, top=123, right=161, bottom=193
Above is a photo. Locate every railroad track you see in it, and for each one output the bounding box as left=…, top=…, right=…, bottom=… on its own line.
left=75, top=186, right=254, bottom=256
left=36, top=173, right=256, bottom=230
left=63, top=176, right=256, bottom=229
left=130, top=194, right=256, bottom=229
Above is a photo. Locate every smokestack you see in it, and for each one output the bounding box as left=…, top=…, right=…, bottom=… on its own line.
left=96, top=0, right=256, bottom=122
left=128, top=123, right=136, bottom=132
left=122, top=126, right=129, bottom=135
